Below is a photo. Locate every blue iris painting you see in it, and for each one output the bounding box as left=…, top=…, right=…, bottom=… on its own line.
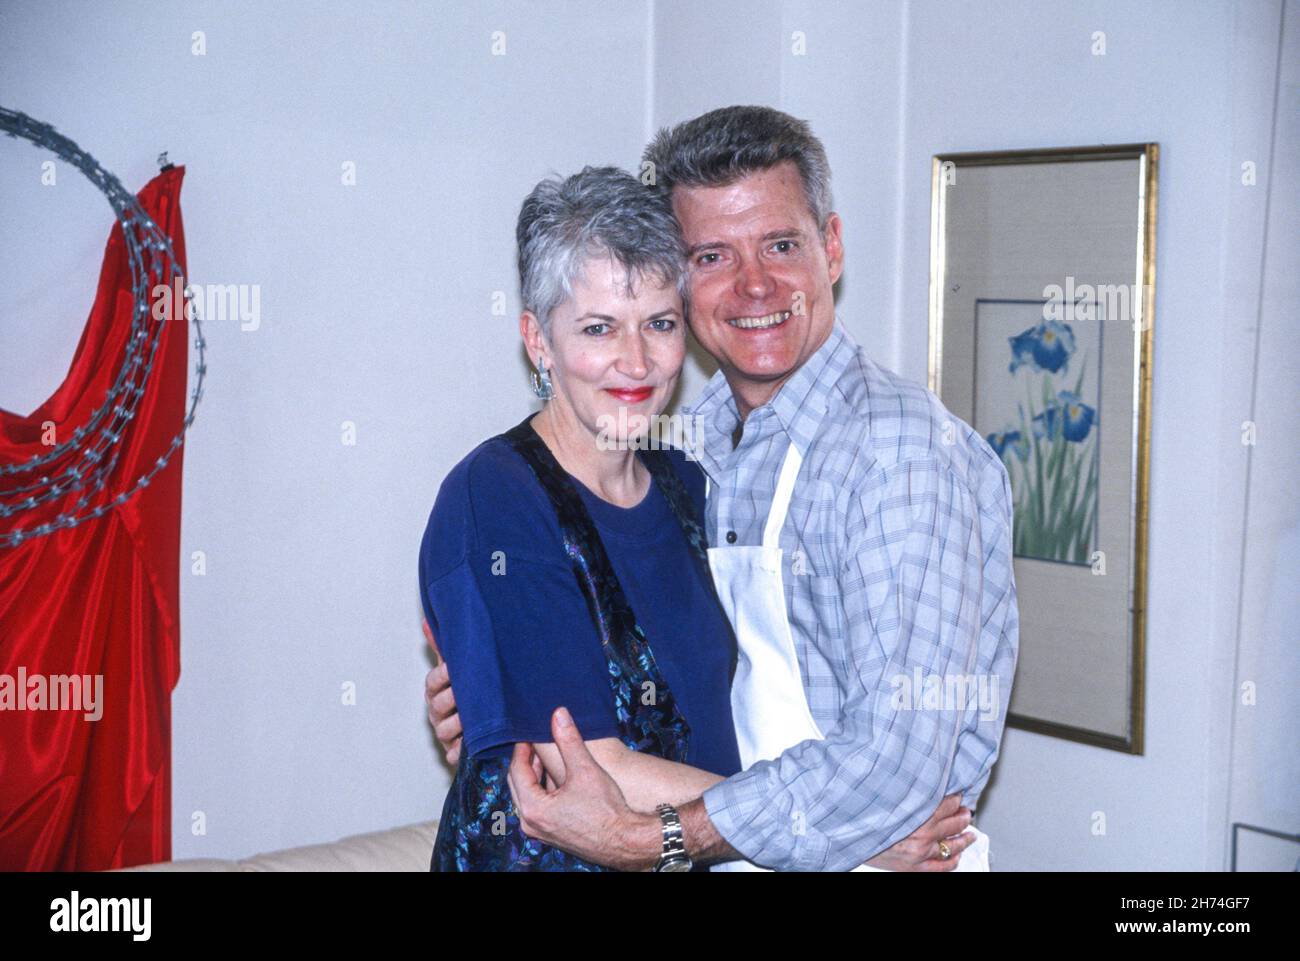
left=987, top=319, right=1099, bottom=564
left=1009, top=319, right=1076, bottom=375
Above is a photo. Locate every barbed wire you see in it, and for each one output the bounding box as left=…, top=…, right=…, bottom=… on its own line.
left=0, top=106, right=207, bottom=549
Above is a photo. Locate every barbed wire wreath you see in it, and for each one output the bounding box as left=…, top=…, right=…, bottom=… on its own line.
left=0, top=106, right=207, bottom=548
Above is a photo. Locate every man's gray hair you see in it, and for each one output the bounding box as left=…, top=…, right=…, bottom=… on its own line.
left=642, top=105, right=834, bottom=233
left=516, top=166, right=687, bottom=335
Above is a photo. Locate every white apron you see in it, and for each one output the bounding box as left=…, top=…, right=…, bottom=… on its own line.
left=706, top=441, right=990, bottom=873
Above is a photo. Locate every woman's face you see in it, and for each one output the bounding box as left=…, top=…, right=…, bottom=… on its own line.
left=524, top=255, right=685, bottom=450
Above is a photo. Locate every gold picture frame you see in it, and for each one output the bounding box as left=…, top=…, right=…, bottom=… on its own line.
left=928, top=144, right=1157, bottom=754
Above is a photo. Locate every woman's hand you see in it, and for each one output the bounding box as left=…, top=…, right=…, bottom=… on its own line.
left=423, top=620, right=463, bottom=766
left=864, top=793, right=976, bottom=871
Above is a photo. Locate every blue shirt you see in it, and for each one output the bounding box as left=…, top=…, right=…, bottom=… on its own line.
left=418, top=422, right=742, bottom=779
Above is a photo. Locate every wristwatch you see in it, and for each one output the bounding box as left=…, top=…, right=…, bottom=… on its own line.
left=653, top=803, right=693, bottom=872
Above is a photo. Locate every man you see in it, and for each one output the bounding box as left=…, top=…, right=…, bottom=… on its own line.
left=427, top=106, right=1018, bottom=872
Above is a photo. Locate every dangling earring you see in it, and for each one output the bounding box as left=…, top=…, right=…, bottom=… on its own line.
left=530, top=359, right=554, bottom=400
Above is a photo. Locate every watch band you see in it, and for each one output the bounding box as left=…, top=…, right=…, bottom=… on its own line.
left=654, top=803, right=692, bottom=872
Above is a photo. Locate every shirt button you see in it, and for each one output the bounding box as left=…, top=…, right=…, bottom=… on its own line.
left=725, top=530, right=737, bottom=544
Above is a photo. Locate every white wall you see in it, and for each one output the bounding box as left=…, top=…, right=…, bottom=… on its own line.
left=1225, top=0, right=1299, bottom=871
left=2, top=0, right=1292, bottom=866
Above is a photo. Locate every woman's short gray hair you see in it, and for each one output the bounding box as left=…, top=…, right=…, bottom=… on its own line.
left=516, top=166, right=687, bottom=335
left=642, top=105, right=834, bottom=234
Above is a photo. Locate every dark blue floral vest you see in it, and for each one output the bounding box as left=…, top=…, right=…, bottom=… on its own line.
left=430, top=419, right=712, bottom=871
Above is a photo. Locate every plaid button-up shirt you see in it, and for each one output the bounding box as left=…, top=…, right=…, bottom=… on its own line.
left=687, top=319, right=1019, bottom=871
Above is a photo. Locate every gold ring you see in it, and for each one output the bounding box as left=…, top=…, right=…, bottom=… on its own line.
left=937, top=839, right=952, bottom=860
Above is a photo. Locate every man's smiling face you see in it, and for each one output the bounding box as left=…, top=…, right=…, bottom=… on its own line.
left=672, top=160, right=844, bottom=416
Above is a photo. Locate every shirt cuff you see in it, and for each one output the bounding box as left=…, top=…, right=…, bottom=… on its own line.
left=702, top=766, right=780, bottom=868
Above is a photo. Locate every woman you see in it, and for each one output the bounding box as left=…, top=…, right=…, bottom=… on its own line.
left=419, top=166, right=738, bottom=871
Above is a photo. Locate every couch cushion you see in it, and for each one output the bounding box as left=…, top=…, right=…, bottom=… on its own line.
left=240, top=821, right=438, bottom=872
left=121, top=858, right=244, bottom=872
left=116, top=820, right=438, bottom=872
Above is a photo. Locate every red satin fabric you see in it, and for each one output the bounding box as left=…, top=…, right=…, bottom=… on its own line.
left=0, top=167, right=187, bottom=870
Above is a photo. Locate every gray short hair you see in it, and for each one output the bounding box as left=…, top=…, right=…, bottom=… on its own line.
left=642, top=105, right=834, bottom=233
left=516, top=166, right=687, bottom=335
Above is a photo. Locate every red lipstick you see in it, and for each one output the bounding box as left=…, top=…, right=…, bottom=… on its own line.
left=605, top=387, right=654, bottom=403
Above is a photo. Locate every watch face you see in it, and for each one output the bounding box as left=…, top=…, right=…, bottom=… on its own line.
left=658, top=857, right=693, bottom=873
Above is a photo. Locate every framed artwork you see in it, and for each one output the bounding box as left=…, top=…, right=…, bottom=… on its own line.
left=928, top=144, right=1158, bottom=753
left=1230, top=824, right=1300, bottom=872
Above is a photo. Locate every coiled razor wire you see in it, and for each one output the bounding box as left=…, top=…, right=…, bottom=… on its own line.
left=0, top=106, right=206, bottom=549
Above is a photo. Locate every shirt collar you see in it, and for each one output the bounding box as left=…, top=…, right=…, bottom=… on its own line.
left=766, top=318, right=854, bottom=452
left=683, top=367, right=738, bottom=483
left=684, top=318, right=857, bottom=477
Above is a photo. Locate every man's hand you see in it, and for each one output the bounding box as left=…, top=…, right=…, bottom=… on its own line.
left=422, top=619, right=462, bottom=766
left=507, top=707, right=660, bottom=872
left=864, top=793, right=975, bottom=872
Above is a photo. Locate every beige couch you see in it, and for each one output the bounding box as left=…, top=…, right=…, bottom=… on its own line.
left=116, top=820, right=439, bottom=872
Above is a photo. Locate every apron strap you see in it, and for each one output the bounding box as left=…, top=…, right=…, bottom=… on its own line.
left=762, top=441, right=804, bottom=549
